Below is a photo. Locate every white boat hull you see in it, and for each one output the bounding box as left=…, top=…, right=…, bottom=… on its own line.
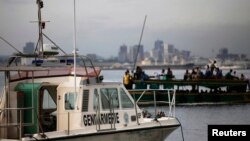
left=21, top=126, right=178, bottom=141
left=64, top=127, right=177, bottom=141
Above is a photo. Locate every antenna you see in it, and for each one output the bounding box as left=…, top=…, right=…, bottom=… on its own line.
left=132, top=15, right=147, bottom=72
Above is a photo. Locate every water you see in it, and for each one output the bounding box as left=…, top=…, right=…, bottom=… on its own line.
left=1, top=70, right=250, bottom=141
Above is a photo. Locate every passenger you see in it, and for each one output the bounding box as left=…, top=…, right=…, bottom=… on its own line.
left=240, top=74, right=250, bottom=89
left=215, top=67, right=223, bottom=79
left=134, top=66, right=142, bottom=80
left=161, top=68, right=166, bottom=75
left=141, top=71, right=149, bottom=81
left=160, top=68, right=167, bottom=80
left=196, top=67, right=204, bottom=79
left=242, top=75, right=250, bottom=90
left=225, top=69, right=233, bottom=79
left=123, top=70, right=132, bottom=89
left=166, top=67, right=174, bottom=80
left=233, top=71, right=239, bottom=80
left=183, top=69, right=190, bottom=81
left=240, top=73, right=245, bottom=81
left=191, top=68, right=197, bottom=80
left=210, top=60, right=217, bottom=74
left=204, top=65, right=212, bottom=79
left=128, top=70, right=133, bottom=89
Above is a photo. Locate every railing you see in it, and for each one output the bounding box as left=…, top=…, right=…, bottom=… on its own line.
left=0, top=107, right=34, bottom=140
left=132, top=85, right=176, bottom=124
left=0, top=87, right=6, bottom=123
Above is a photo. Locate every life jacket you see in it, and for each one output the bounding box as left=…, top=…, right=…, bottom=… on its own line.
left=123, top=74, right=130, bottom=85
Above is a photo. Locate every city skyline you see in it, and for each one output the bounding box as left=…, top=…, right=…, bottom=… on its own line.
left=1, top=0, right=250, bottom=58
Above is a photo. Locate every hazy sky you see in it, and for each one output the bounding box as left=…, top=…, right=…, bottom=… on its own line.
left=1, top=0, right=250, bottom=58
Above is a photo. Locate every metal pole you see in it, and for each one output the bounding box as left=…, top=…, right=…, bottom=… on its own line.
left=153, top=90, right=157, bottom=117
left=132, top=15, right=147, bottom=72
left=67, top=112, right=70, bottom=135
left=31, top=71, right=34, bottom=125
left=37, top=0, right=44, bottom=57
left=97, top=93, right=101, bottom=130
left=6, top=71, right=10, bottom=127
left=73, top=0, right=77, bottom=106
left=19, top=110, right=23, bottom=140
left=168, top=90, right=171, bottom=116
left=134, top=95, right=140, bottom=125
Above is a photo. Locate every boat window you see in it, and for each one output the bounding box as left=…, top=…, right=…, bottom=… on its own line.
left=82, top=90, right=89, bottom=112
left=42, top=89, right=56, bottom=109
left=93, top=89, right=99, bottom=111
left=120, top=88, right=134, bottom=109
left=100, top=88, right=119, bottom=110
left=64, top=92, right=75, bottom=110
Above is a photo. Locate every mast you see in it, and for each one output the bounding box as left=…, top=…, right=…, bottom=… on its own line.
left=73, top=0, right=77, bottom=97
left=132, top=15, right=147, bottom=72
left=37, top=0, right=44, bottom=58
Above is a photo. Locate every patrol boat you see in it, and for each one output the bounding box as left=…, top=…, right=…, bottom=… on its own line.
left=0, top=55, right=180, bottom=141
left=0, top=1, right=180, bottom=140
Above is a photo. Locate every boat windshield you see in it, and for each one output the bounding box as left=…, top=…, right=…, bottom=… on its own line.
left=100, top=88, right=119, bottom=110
left=120, top=88, right=134, bottom=109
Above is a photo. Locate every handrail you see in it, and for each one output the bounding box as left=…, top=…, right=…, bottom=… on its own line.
left=0, top=107, right=34, bottom=127
left=132, top=88, right=176, bottom=124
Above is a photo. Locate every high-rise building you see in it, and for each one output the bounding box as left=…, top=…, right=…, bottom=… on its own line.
left=153, top=40, right=164, bottom=62
left=218, top=48, right=229, bottom=60
left=128, top=45, right=144, bottom=63
left=181, top=50, right=191, bottom=60
left=118, top=44, right=128, bottom=63
left=168, top=44, right=175, bottom=54
left=23, top=42, right=35, bottom=54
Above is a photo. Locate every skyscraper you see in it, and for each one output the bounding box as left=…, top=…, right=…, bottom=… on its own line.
left=153, top=40, right=164, bottom=62
left=118, top=44, right=128, bottom=63
left=128, top=45, right=144, bottom=63
left=23, top=42, right=35, bottom=54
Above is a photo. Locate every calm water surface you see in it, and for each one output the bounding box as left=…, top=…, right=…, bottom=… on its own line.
left=1, top=70, right=250, bottom=141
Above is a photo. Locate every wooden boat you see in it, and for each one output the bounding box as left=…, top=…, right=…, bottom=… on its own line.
left=128, top=79, right=250, bottom=105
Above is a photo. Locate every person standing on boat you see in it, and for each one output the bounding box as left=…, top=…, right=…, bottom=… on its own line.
left=225, top=69, right=233, bottom=79
left=196, top=67, right=204, bottom=79
left=184, top=69, right=191, bottom=80
left=160, top=68, right=167, bottom=80
left=215, top=67, right=223, bottom=79
left=233, top=71, right=239, bottom=80
left=134, top=66, right=142, bottom=80
left=191, top=68, right=197, bottom=80
left=166, top=67, right=174, bottom=80
left=123, top=69, right=132, bottom=89
left=240, top=74, right=250, bottom=90
left=210, top=60, right=217, bottom=75
left=204, top=65, right=212, bottom=79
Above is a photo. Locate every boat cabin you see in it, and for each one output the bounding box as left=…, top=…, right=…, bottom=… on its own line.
left=1, top=75, right=141, bottom=138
